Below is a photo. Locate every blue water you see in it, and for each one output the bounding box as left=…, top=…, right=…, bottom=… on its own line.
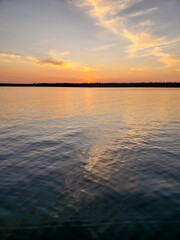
left=0, top=87, right=180, bottom=239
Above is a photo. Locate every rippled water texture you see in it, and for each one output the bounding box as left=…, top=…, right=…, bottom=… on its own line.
left=0, top=87, right=180, bottom=239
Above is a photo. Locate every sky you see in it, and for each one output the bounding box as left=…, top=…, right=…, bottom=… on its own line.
left=0, top=0, right=180, bottom=83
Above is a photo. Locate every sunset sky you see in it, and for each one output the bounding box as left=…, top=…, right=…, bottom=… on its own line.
left=0, top=0, right=180, bottom=83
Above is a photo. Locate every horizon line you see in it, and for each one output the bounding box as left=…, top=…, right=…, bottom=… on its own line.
left=0, top=82, right=180, bottom=88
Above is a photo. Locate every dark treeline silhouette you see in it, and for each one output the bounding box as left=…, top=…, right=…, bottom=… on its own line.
left=0, top=82, right=180, bottom=88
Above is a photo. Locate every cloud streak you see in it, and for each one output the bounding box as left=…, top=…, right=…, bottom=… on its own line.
left=126, top=7, right=158, bottom=18
left=35, top=58, right=66, bottom=67
left=91, top=43, right=118, bottom=51
left=0, top=51, right=71, bottom=68
left=74, top=0, right=180, bottom=68
left=61, top=51, right=70, bottom=56
left=143, top=47, right=180, bottom=67
left=0, top=52, right=23, bottom=58
left=0, top=51, right=95, bottom=72
left=73, top=0, right=142, bottom=36
left=81, top=67, right=95, bottom=72
left=123, top=29, right=164, bottom=55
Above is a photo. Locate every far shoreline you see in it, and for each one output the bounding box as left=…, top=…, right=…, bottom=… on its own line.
left=0, top=82, right=180, bottom=88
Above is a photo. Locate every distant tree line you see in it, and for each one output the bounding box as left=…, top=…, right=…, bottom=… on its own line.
left=0, top=82, right=180, bottom=87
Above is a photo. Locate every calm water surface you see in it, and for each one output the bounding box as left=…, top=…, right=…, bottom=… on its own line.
left=0, top=87, right=180, bottom=239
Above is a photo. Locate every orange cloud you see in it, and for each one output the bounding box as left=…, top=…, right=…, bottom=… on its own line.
left=35, top=58, right=66, bottom=67
left=74, top=0, right=158, bottom=39
left=0, top=52, right=23, bottom=58
left=73, top=0, right=139, bottom=36
left=81, top=67, right=95, bottom=72
left=0, top=51, right=71, bottom=68
left=33, top=57, right=75, bottom=69
left=123, top=29, right=180, bottom=67
left=26, top=56, right=37, bottom=62
left=75, top=0, right=180, bottom=71
left=143, top=47, right=180, bottom=67
left=0, top=51, right=93, bottom=71
left=123, top=29, right=164, bottom=55
left=61, top=51, right=70, bottom=56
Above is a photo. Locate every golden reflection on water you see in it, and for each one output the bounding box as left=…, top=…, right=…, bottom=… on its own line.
left=1, top=87, right=179, bottom=146
left=85, top=145, right=103, bottom=173
left=1, top=88, right=180, bottom=142
left=1, top=87, right=179, bottom=120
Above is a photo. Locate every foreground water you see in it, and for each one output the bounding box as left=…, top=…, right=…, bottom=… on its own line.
left=0, top=87, right=180, bottom=239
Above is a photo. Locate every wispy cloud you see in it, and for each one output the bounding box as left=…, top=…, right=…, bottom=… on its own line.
left=123, top=31, right=180, bottom=57
left=0, top=51, right=95, bottom=71
left=61, top=51, right=71, bottom=56
left=73, top=0, right=159, bottom=38
left=139, top=20, right=154, bottom=27
left=126, top=7, right=158, bottom=18
left=35, top=58, right=66, bottom=67
left=0, top=52, right=23, bottom=58
left=26, top=56, right=37, bottom=62
left=33, top=51, right=74, bottom=68
left=0, top=51, right=73, bottom=69
left=143, top=47, right=180, bottom=67
left=73, top=0, right=144, bottom=37
left=81, top=66, right=95, bottom=72
left=123, top=29, right=164, bottom=55
left=74, top=0, right=180, bottom=68
left=91, top=43, right=118, bottom=51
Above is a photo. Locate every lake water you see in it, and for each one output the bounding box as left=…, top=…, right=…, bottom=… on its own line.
left=0, top=87, right=180, bottom=239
